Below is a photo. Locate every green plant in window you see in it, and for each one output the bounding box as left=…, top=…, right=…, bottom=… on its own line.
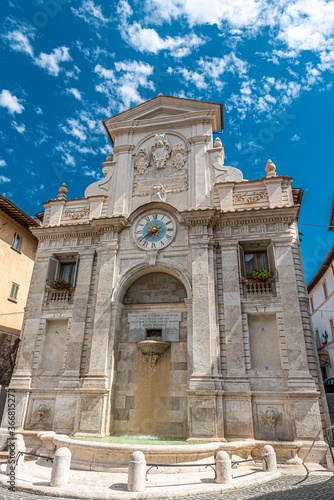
left=246, top=268, right=272, bottom=284
left=50, top=279, right=72, bottom=291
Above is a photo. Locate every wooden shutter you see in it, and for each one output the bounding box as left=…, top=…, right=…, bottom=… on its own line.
left=72, top=255, right=80, bottom=287
left=46, top=256, right=59, bottom=286
left=238, top=245, right=245, bottom=278
left=267, top=243, right=277, bottom=277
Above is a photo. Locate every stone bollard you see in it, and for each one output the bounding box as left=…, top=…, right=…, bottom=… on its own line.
left=262, top=445, right=277, bottom=472
left=50, top=447, right=71, bottom=487
left=215, top=451, right=232, bottom=484
left=127, top=451, right=146, bottom=492
left=6, top=434, right=25, bottom=475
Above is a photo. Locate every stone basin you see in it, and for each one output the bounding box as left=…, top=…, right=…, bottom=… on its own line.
left=137, top=339, right=170, bottom=356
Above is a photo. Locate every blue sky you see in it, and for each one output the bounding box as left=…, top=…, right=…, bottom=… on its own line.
left=1, top=0, right=334, bottom=281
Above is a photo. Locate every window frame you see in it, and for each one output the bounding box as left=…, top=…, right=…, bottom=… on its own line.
left=323, top=280, right=329, bottom=301
left=59, top=262, right=76, bottom=284
left=8, top=282, right=20, bottom=302
left=45, top=254, right=79, bottom=288
left=244, top=251, right=269, bottom=273
left=11, top=232, right=22, bottom=253
left=310, top=297, right=314, bottom=314
left=330, top=317, right=334, bottom=339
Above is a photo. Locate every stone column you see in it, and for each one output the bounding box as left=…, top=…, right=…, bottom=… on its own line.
left=6, top=255, right=50, bottom=429
left=106, top=301, right=124, bottom=434
left=273, top=238, right=313, bottom=380
left=274, top=236, right=323, bottom=442
left=59, top=250, right=95, bottom=387
left=110, top=145, right=134, bottom=216
left=82, top=242, right=119, bottom=388
left=185, top=214, right=219, bottom=438
left=189, top=134, right=212, bottom=208
left=220, top=242, right=253, bottom=439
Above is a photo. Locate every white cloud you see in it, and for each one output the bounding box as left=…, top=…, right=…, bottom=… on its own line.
left=0, top=159, right=6, bottom=167
left=117, top=1, right=206, bottom=57
left=34, top=105, right=43, bottom=115
left=82, top=166, right=100, bottom=177
left=62, top=153, right=76, bottom=166
left=35, top=47, right=72, bottom=77
left=94, top=60, right=155, bottom=111
left=12, top=121, right=26, bottom=134
left=61, top=118, right=87, bottom=141
left=144, top=0, right=261, bottom=28
left=67, top=88, right=82, bottom=100
left=71, top=0, right=110, bottom=27
left=0, top=90, right=24, bottom=115
left=2, top=20, right=72, bottom=78
left=0, top=175, right=11, bottom=183
left=2, top=28, right=34, bottom=57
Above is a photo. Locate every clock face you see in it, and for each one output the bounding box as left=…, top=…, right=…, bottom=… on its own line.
left=134, top=213, right=176, bottom=250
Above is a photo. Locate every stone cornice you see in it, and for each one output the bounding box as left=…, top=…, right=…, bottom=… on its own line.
left=113, top=144, right=135, bottom=154
left=31, top=216, right=129, bottom=240
left=181, top=209, right=216, bottom=225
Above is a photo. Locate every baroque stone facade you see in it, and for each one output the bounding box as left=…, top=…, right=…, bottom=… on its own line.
left=1, top=95, right=330, bottom=463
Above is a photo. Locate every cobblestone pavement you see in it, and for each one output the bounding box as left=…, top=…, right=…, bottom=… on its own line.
left=0, top=473, right=334, bottom=500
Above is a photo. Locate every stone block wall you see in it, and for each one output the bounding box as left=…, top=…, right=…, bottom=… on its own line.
left=112, top=310, right=188, bottom=437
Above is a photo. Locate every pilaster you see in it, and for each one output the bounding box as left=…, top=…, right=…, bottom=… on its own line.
left=82, top=242, right=119, bottom=389
left=273, top=237, right=315, bottom=387
left=111, top=144, right=135, bottom=216
left=59, top=250, right=96, bottom=387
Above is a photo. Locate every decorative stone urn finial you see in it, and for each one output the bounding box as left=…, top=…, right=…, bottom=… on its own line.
left=214, top=137, right=222, bottom=148
left=106, top=152, right=113, bottom=162
left=57, top=183, right=68, bottom=200
left=158, top=93, right=163, bottom=96
left=266, top=159, right=277, bottom=177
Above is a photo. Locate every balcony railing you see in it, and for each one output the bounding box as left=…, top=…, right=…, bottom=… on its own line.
left=45, top=288, right=73, bottom=304
left=243, top=279, right=274, bottom=297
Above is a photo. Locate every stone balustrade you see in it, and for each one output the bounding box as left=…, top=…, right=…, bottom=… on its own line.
left=45, top=288, right=73, bottom=304
left=243, top=279, right=275, bottom=297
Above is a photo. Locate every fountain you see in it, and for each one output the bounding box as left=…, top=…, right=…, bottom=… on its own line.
left=137, top=339, right=170, bottom=367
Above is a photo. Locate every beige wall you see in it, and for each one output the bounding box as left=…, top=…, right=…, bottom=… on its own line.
left=0, top=211, right=37, bottom=333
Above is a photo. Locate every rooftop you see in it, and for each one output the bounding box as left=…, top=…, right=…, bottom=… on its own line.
left=307, top=244, right=334, bottom=293
left=0, top=194, right=39, bottom=232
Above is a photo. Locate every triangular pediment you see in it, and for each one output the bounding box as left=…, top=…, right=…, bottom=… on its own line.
left=104, top=95, right=223, bottom=125
left=135, top=106, right=189, bottom=120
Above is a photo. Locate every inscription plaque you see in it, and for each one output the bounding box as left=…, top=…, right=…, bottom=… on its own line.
left=128, top=312, right=182, bottom=342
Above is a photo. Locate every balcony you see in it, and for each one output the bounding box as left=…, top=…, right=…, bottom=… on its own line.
left=45, top=288, right=73, bottom=304
left=242, top=279, right=275, bottom=297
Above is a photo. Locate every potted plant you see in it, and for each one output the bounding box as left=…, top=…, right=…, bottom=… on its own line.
left=246, top=268, right=272, bottom=284
left=50, top=278, right=72, bottom=291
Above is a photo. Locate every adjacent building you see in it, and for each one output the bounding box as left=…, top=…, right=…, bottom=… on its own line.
left=0, top=195, right=38, bottom=421
left=0, top=95, right=330, bottom=464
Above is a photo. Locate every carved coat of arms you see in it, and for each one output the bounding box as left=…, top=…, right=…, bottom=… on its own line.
left=135, top=148, right=150, bottom=174
left=172, top=144, right=187, bottom=170
left=151, top=134, right=171, bottom=169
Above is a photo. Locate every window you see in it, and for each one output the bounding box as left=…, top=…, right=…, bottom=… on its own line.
left=8, top=282, right=19, bottom=302
left=46, top=254, right=79, bottom=287
left=323, top=281, right=328, bottom=300
left=315, top=328, right=321, bottom=349
left=310, top=297, right=314, bottom=314
left=330, top=318, right=334, bottom=338
left=11, top=232, right=22, bottom=252
left=238, top=242, right=276, bottom=279
left=244, top=252, right=268, bottom=274
left=59, top=263, right=76, bottom=284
